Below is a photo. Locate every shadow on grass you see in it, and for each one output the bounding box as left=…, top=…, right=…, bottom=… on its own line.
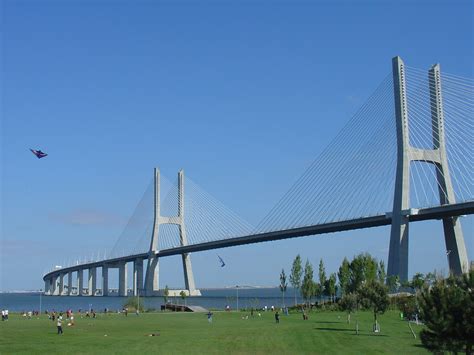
left=314, top=327, right=390, bottom=337
left=313, top=321, right=340, bottom=324
left=314, top=327, right=353, bottom=332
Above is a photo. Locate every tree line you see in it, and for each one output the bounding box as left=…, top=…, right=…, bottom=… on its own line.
left=282, top=253, right=389, bottom=331
left=284, top=253, right=386, bottom=305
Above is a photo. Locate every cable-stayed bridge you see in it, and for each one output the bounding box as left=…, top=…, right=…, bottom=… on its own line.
left=43, top=57, right=473, bottom=297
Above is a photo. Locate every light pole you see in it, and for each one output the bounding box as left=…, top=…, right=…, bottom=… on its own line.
left=236, top=285, right=239, bottom=312
left=137, top=289, right=140, bottom=315
left=39, top=289, right=42, bottom=316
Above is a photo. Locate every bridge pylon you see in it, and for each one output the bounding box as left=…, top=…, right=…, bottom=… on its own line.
left=387, top=56, right=469, bottom=282
left=144, top=168, right=200, bottom=296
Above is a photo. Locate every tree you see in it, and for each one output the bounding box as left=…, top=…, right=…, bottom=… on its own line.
left=386, top=275, right=400, bottom=293
left=418, top=270, right=474, bottom=354
left=377, top=260, right=386, bottom=284
left=349, top=253, right=378, bottom=292
left=338, top=257, right=350, bottom=296
left=365, top=255, right=378, bottom=282
left=411, top=272, right=425, bottom=293
left=319, top=259, right=327, bottom=302
left=163, top=285, right=170, bottom=304
left=179, top=290, right=187, bottom=306
left=424, top=272, right=437, bottom=286
left=250, top=298, right=259, bottom=312
left=290, top=255, right=303, bottom=306
left=327, top=273, right=337, bottom=303
left=314, top=281, right=323, bottom=304
left=279, top=268, right=288, bottom=307
left=339, top=292, right=358, bottom=323
left=358, top=280, right=389, bottom=332
left=301, top=260, right=314, bottom=306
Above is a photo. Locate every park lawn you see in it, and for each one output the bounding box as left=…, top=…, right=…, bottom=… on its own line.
left=0, top=310, right=427, bottom=354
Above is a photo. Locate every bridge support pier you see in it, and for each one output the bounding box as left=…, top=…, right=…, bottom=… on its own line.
left=119, top=262, right=128, bottom=297
left=102, top=265, right=109, bottom=296
left=77, top=270, right=83, bottom=296
left=133, top=258, right=143, bottom=296
left=144, top=168, right=200, bottom=296
left=58, top=273, right=65, bottom=296
left=182, top=252, right=196, bottom=293
left=388, top=57, right=469, bottom=281
left=51, top=276, right=58, bottom=295
left=88, top=267, right=96, bottom=296
left=145, top=257, right=159, bottom=296
left=67, top=271, right=73, bottom=296
left=44, top=279, right=49, bottom=295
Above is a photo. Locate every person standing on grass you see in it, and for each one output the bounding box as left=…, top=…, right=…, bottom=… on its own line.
left=275, top=311, right=280, bottom=324
left=57, top=314, right=63, bottom=335
left=207, top=311, right=213, bottom=323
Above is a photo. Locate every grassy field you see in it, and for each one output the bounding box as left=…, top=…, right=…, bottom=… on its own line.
left=0, top=310, right=427, bottom=354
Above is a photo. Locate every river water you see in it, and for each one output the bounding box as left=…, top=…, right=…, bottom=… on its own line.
left=0, top=288, right=304, bottom=312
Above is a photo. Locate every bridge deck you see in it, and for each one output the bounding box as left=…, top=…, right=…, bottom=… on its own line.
left=43, top=201, right=473, bottom=281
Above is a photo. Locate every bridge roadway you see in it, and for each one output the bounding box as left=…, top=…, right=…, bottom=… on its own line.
left=43, top=200, right=473, bottom=283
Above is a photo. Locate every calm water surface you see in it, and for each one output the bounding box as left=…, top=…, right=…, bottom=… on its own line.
left=0, top=288, right=303, bottom=312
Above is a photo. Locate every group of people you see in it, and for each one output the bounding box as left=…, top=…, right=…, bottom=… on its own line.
left=1, top=309, right=9, bottom=321
left=243, top=306, right=304, bottom=323
left=46, top=310, right=76, bottom=334
left=21, top=311, right=38, bottom=319
left=122, top=307, right=129, bottom=316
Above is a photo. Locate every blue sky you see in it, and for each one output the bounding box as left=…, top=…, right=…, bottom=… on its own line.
left=1, top=0, right=473, bottom=291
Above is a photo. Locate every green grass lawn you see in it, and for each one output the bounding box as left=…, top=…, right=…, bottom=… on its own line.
left=0, top=310, right=427, bottom=354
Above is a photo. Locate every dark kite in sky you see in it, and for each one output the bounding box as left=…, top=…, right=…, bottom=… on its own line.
left=217, top=255, right=226, bottom=268
left=30, top=149, right=48, bottom=159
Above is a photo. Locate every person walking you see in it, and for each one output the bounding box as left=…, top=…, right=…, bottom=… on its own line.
left=57, top=315, right=63, bottom=335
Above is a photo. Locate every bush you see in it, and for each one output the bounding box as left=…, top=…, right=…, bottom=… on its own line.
left=123, top=296, right=145, bottom=312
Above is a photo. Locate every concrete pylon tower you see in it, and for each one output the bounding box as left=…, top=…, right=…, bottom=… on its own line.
left=144, top=168, right=199, bottom=296
left=428, top=64, right=469, bottom=276
left=387, top=57, right=469, bottom=282
left=177, top=170, right=198, bottom=294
